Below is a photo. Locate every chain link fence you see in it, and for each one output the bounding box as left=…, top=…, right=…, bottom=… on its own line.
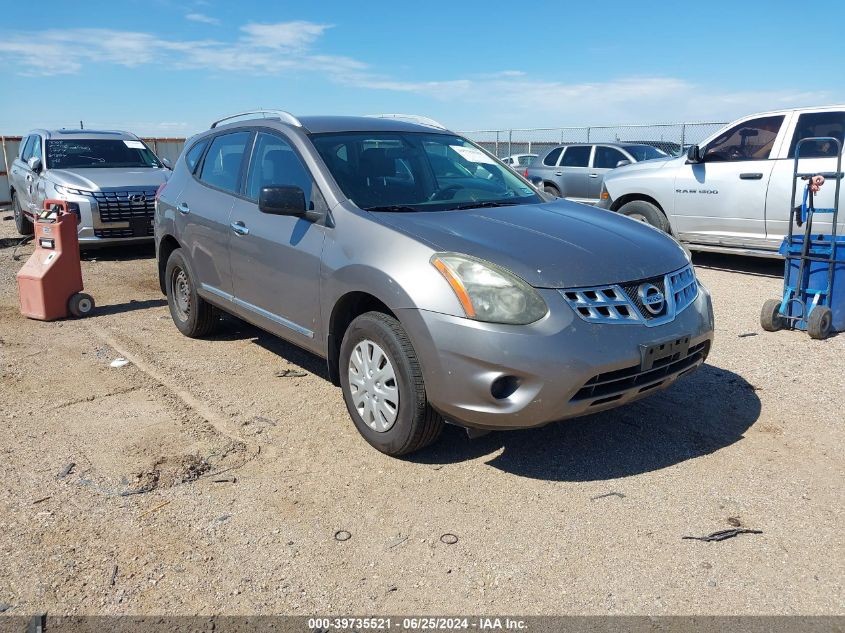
left=461, top=122, right=728, bottom=159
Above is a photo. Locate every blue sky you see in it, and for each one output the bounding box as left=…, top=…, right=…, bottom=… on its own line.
left=1, top=0, right=843, bottom=136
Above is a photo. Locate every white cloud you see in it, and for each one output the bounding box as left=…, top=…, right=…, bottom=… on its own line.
left=0, top=22, right=357, bottom=78
left=185, top=12, right=220, bottom=25
left=239, top=21, right=332, bottom=51
left=0, top=22, right=839, bottom=129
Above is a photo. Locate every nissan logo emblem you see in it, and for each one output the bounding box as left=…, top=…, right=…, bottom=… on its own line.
left=129, top=194, right=146, bottom=204
left=638, top=283, right=665, bottom=315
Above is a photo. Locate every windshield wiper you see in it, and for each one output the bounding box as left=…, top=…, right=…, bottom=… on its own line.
left=364, top=205, right=419, bottom=212
left=452, top=200, right=520, bottom=211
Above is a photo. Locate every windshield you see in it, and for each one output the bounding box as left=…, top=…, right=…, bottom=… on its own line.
left=310, top=132, right=542, bottom=211
left=622, top=145, right=668, bottom=162
left=45, top=139, right=162, bottom=169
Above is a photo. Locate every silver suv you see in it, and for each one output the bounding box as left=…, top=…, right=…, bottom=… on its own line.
left=9, top=129, right=170, bottom=245
left=526, top=143, right=667, bottom=204
left=155, top=111, right=714, bottom=456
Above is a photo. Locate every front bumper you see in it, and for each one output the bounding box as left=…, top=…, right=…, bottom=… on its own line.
left=57, top=193, right=155, bottom=246
left=398, top=284, right=714, bottom=430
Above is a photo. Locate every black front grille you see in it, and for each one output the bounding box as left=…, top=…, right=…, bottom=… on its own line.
left=92, top=189, right=157, bottom=223
left=94, top=226, right=154, bottom=239
left=621, top=276, right=667, bottom=320
left=570, top=340, right=709, bottom=404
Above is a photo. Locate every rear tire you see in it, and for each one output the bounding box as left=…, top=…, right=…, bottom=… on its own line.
left=12, top=193, right=34, bottom=236
left=339, top=311, right=444, bottom=456
left=760, top=298, right=784, bottom=332
left=618, top=199, right=670, bottom=232
left=807, top=306, right=833, bottom=340
left=165, top=248, right=218, bottom=338
left=543, top=183, right=561, bottom=197
left=68, top=293, right=95, bottom=318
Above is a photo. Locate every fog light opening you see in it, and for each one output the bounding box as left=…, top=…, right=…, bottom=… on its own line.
left=490, top=375, right=520, bottom=400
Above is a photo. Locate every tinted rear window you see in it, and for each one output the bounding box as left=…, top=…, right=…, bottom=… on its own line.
left=198, top=132, right=251, bottom=193
left=561, top=146, right=590, bottom=167
left=543, top=147, right=563, bottom=166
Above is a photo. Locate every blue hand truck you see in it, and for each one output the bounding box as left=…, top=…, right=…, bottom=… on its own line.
left=760, top=136, right=845, bottom=340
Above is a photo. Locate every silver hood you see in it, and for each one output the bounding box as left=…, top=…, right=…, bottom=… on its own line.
left=45, top=167, right=169, bottom=191
left=372, top=199, right=690, bottom=288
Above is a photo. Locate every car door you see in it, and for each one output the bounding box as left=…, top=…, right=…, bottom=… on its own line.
left=671, top=114, right=787, bottom=249
left=12, top=135, right=37, bottom=213
left=557, top=145, right=592, bottom=200
left=228, top=130, right=327, bottom=352
left=182, top=130, right=252, bottom=298
left=589, top=146, right=629, bottom=200
left=765, top=109, right=845, bottom=248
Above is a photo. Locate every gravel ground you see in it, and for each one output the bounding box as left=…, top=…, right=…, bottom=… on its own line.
left=0, top=210, right=842, bottom=616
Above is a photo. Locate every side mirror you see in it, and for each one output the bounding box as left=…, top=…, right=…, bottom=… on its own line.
left=161, top=158, right=173, bottom=170
left=259, top=185, right=307, bottom=217
left=686, top=145, right=703, bottom=163
left=27, top=157, right=42, bottom=173
left=615, top=159, right=631, bottom=168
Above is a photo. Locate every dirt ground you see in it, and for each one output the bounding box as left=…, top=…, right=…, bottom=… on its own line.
left=0, top=209, right=842, bottom=616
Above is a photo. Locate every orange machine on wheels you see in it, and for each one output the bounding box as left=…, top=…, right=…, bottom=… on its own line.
left=17, top=199, right=95, bottom=321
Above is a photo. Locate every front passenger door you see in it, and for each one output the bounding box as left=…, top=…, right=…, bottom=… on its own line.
left=228, top=131, right=327, bottom=352
left=671, top=115, right=785, bottom=248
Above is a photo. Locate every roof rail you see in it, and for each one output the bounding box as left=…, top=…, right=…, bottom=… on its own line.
left=210, top=110, right=302, bottom=129
left=366, top=113, right=447, bottom=130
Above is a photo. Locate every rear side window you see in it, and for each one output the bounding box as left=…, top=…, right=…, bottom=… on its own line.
left=543, top=147, right=563, bottom=166
left=245, top=132, right=316, bottom=204
left=185, top=139, right=209, bottom=173
left=703, top=115, right=784, bottom=162
left=593, top=146, right=627, bottom=169
left=789, top=111, right=845, bottom=158
left=198, top=132, right=251, bottom=193
left=561, top=146, right=591, bottom=167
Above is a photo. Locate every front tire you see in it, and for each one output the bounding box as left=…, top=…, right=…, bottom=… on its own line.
left=543, top=183, right=561, bottom=197
left=339, top=312, right=443, bottom=456
left=618, top=199, right=670, bottom=232
left=13, top=193, right=34, bottom=236
left=165, top=248, right=218, bottom=338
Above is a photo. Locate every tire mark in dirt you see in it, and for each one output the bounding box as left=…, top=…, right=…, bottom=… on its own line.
left=91, top=329, right=256, bottom=452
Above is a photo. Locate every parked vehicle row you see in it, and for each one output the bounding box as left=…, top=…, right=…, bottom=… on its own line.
left=599, top=105, right=845, bottom=257
left=154, top=111, right=714, bottom=456
left=12, top=103, right=844, bottom=455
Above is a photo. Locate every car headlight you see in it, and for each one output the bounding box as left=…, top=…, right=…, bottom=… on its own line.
left=431, top=253, right=548, bottom=324
left=54, top=184, right=88, bottom=196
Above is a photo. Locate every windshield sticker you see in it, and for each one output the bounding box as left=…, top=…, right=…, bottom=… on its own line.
left=123, top=140, right=146, bottom=149
left=451, top=145, right=497, bottom=165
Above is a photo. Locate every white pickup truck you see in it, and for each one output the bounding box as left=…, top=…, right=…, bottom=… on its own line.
left=597, top=105, right=845, bottom=257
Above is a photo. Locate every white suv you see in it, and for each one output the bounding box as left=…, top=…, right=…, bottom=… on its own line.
left=598, top=105, right=845, bottom=257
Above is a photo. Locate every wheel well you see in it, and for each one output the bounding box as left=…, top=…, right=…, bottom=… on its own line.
left=326, top=292, right=396, bottom=386
left=157, top=235, right=181, bottom=295
left=610, top=194, right=673, bottom=233
left=542, top=180, right=561, bottom=192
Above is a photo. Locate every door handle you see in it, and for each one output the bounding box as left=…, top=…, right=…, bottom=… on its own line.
left=740, top=173, right=763, bottom=180
left=554, top=171, right=563, bottom=176
left=230, top=221, right=249, bottom=236
left=177, top=202, right=190, bottom=214
left=588, top=173, right=599, bottom=178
